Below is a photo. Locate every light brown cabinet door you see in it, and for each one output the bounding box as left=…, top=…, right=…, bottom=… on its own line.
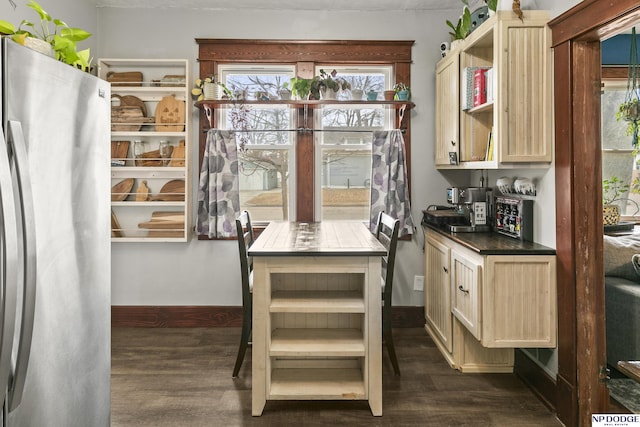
left=435, top=53, right=459, bottom=166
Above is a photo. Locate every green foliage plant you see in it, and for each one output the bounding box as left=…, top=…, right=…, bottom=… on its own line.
left=446, top=6, right=472, bottom=41
left=485, top=0, right=497, bottom=12
left=290, top=77, right=312, bottom=100
left=0, top=0, right=92, bottom=71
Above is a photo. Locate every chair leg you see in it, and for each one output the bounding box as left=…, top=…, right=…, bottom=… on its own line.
left=232, top=307, right=252, bottom=378
left=383, top=306, right=400, bottom=376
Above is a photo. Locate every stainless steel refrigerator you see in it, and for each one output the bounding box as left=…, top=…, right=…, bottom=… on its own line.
left=0, top=39, right=110, bottom=426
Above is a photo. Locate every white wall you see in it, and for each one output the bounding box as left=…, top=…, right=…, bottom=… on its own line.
left=3, top=0, right=580, bottom=307
left=97, top=6, right=458, bottom=307
left=99, top=1, right=580, bottom=307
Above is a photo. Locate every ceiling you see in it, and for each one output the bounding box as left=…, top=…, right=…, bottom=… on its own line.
left=90, top=0, right=458, bottom=11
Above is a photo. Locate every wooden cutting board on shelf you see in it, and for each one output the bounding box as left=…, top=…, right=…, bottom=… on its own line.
left=149, top=179, right=185, bottom=201
left=138, top=211, right=184, bottom=237
left=168, top=141, right=185, bottom=167
left=112, top=94, right=147, bottom=116
left=107, top=71, right=143, bottom=86
left=155, top=95, right=185, bottom=132
left=111, top=141, right=130, bottom=166
left=111, top=106, right=153, bottom=131
left=138, top=211, right=184, bottom=229
left=111, top=210, right=123, bottom=237
left=111, top=178, right=134, bottom=201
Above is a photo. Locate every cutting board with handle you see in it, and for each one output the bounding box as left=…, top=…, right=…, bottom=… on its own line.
left=112, top=94, right=147, bottom=116
left=138, top=211, right=185, bottom=229
left=138, top=211, right=184, bottom=237
left=168, top=140, right=185, bottom=167
left=149, top=179, right=185, bottom=201
left=155, top=95, right=185, bottom=132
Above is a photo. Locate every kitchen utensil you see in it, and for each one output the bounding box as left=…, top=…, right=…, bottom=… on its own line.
left=496, top=176, right=514, bottom=194
left=106, top=71, right=143, bottom=86
left=112, top=94, right=147, bottom=116
left=138, top=149, right=167, bottom=167
left=110, top=140, right=130, bottom=166
left=168, top=140, right=185, bottom=167
left=111, top=178, right=134, bottom=201
left=149, top=179, right=185, bottom=201
left=111, top=106, right=153, bottom=131
left=135, top=180, right=150, bottom=201
left=138, top=211, right=184, bottom=237
left=111, top=210, right=122, bottom=237
left=514, top=177, right=536, bottom=195
left=155, top=95, right=185, bottom=132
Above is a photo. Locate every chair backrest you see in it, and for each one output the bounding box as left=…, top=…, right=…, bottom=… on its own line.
left=236, top=210, right=254, bottom=304
left=376, top=212, right=400, bottom=302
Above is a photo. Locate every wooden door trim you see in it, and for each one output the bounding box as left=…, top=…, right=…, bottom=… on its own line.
left=548, top=1, right=640, bottom=425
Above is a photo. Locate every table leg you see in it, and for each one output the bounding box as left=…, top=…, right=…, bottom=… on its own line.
left=252, top=258, right=268, bottom=416
left=368, top=256, right=383, bottom=416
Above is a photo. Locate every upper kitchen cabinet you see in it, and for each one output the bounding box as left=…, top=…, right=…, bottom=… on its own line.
left=435, top=11, right=552, bottom=169
left=98, top=58, right=191, bottom=242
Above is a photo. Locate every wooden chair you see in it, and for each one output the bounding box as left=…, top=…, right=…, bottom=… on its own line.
left=232, top=210, right=254, bottom=378
left=375, top=212, right=401, bottom=376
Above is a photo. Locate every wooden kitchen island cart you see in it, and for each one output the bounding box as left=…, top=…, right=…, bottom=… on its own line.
left=248, top=221, right=386, bottom=416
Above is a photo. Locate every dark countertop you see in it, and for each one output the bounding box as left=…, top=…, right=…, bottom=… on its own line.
left=424, top=224, right=556, bottom=255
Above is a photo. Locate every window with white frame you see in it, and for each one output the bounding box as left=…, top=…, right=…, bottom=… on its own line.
left=218, top=65, right=296, bottom=222
left=602, top=79, right=640, bottom=220
left=218, top=64, right=395, bottom=223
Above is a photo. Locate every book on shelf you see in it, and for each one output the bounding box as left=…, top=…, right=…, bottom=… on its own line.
left=462, top=66, right=490, bottom=110
left=473, top=68, right=488, bottom=107
left=485, top=127, right=494, bottom=161
left=485, top=68, right=494, bottom=103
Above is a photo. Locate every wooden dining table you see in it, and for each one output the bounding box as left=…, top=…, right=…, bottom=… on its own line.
left=248, top=221, right=387, bottom=416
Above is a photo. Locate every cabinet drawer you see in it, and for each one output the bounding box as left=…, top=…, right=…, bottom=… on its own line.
left=451, top=250, right=482, bottom=340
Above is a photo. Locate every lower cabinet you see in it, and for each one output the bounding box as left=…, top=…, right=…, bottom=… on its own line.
left=424, top=229, right=557, bottom=373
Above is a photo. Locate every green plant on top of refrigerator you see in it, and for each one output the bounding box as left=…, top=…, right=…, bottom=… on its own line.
left=0, top=0, right=92, bottom=71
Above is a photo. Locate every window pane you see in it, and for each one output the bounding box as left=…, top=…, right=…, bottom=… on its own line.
left=320, top=148, right=371, bottom=220
left=601, top=83, right=639, bottom=218
left=315, top=66, right=392, bottom=220
left=239, top=148, right=290, bottom=222
left=218, top=66, right=296, bottom=222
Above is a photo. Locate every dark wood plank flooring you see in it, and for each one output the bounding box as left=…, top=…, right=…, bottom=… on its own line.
left=111, top=327, right=563, bottom=426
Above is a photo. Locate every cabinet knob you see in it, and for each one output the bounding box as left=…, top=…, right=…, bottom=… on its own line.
left=443, top=266, right=448, bottom=273
left=458, top=285, right=469, bottom=295
left=450, top=140, right=456, bottom=146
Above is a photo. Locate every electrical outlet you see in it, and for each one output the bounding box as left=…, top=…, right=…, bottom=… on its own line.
left=413, top=275, right=424, bottom=291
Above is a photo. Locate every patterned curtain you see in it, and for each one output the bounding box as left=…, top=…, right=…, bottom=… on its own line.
left=197, top=130, right=241, bottom=238
left=369, top=129, right=414, bottom=237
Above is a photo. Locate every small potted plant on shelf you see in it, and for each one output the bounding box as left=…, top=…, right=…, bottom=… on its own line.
left=290, top=77, right=312, bottom=100
left=602, top=176, right=640, bottom=225
left=191, top=76, right=231, bottom=101
left=0, top=0, right=92, bottom=71
left=393, top=82, right=410, bottom=101
left=616, top=98, right=640, bottom=148
left=310, top=69, right=350, bottom=100
left=446, top=5, right=471, bottom=48
left=278, top=82, right=292, bottom=100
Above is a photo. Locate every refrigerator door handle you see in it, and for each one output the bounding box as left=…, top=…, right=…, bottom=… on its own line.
left=0, top=129, right=19, bottom=407
left=5, top=121, right=36, bottom=412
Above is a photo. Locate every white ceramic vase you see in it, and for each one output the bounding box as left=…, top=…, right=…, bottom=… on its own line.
left=203, top=82, right=219, bottom=100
